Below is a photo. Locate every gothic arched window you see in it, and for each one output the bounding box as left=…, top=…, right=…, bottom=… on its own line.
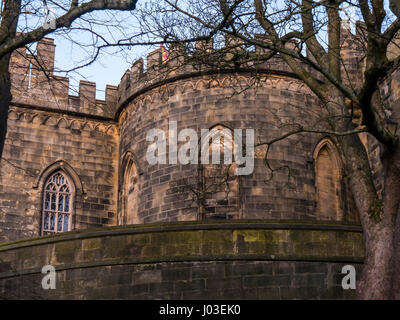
left=313, top=139, right=343, bottom=221
left=42, top=171, right=73, bottom=235
left=122, top=159, right=140, bottom=225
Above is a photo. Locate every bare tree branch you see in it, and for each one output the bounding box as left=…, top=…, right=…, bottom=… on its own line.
left=0, top=0, right=138, bottom=58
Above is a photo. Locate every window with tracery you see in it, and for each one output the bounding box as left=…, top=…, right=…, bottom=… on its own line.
left=42, top=171, right=73, bottom=235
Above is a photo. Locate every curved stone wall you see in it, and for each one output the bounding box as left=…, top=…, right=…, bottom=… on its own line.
left=0, top=220, right=363, bottom=299
left=118, top=70, right=357, bottom=224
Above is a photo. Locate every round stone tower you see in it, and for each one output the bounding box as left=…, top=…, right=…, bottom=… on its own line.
left=116, top=41, right=359, bottom=226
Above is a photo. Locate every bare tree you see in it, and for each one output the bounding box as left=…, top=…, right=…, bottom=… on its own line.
left=0, top=0, right=140, bottom=159
left=132, top=0, right=400, bottom=299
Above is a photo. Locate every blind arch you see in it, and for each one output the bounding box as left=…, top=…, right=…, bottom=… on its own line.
left=313, top=138, right=343, bottom=221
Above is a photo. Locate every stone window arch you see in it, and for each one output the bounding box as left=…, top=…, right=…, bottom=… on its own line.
left=313, top=138, right=344, bottom=221
left=120, top=153, right=140, bottom=225
left=41, top=171, right=74, bottom=235
left=200, top=124, right=240, bottom=220
left=35, top=160, right=83, bottom=235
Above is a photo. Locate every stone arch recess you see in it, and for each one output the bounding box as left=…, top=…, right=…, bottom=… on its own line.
left=199, top=124, right=241, bottom=220
left=313, top=138, right=344, bottom=221
left=119, top=151, right=142, bottom=225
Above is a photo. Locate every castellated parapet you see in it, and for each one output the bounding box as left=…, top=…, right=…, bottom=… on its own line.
left=8, top=22, right=397, bottom=121
left=116, top=39, right=305, bottom=112
left=115, top=21, right=383, bottom=113
left=9, top=37, right=118, bottom=119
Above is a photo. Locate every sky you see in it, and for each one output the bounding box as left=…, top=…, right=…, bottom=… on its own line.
left=18, top=0, right=394, bottom=100
left=19, top=2, right=152, bottom=100
left=53, top=38, right=140, bottom=100
left=49, top=15, right=150, bottom=100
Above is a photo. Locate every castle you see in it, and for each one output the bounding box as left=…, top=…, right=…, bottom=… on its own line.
left=1, top=22, right=398, bottom=299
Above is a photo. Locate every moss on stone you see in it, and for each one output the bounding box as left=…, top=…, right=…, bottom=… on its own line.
left=82, top=238, right=102, bottom=251
left=233, top=230, right=259, bottom=243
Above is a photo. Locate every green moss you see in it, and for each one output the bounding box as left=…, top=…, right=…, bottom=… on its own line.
left=248, top=242, right=267, bottom=254
left=55, top=240, right=81, bottom=255
left=202, top=230, right=232, bottom=243
left=0, top=221, right=365, bottom=277
left=257, top=230, right=288, bottom=243
left=82, top=238, right=102, bottom=251
left=201, top=243, right=214, bottom=256
left=311, top=243, right=328, bottom=256
left=101, top=237, right=129, bottom=259
left=165, top=244, right=201, bottom=256
left=211, top=241, right=234, bottom=255
left=233, top=230, right=259, bottom=242
left=293, top=242, right=314, bottom=257
left=264, top=243, right=282, bottom=256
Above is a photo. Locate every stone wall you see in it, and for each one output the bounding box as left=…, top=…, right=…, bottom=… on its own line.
left=0, top=220, right=363, bottom=299
left=118, top=71, right=359, bottom=224
left=0, top=105, right=119, bottom=242
left=0, top=38, right=121, bottom=242
left=1, top=31, right=363, bottom=244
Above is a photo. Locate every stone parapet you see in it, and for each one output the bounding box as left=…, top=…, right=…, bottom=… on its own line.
left=0, top=220, right=363, bottom=299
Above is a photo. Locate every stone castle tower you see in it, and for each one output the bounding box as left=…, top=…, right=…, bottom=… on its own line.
left=1, top=22, right=398, bottom=299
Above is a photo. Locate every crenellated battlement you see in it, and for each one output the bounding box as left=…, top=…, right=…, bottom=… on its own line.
left=116, top=21, right=388, bottom=110
left=9, top=37, right=118, bottom=119
left=116, top=38, right=300, bottom=109
left=8, top=21, right=400, bottom=120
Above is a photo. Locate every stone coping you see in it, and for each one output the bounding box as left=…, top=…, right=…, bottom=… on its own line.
left=0, top=220, right=364, bottom=280
left=0, top=219, right=362, bottom=252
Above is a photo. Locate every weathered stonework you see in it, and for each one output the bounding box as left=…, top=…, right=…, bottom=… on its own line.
left=0, top=221, right=363, bottom=299
left=1, top=22, right=399, bottom=299
left=0, top=105, right=119, bottom=242
left=117, top=72, right=357, bottom=224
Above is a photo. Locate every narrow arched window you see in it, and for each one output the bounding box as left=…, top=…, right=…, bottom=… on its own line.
left=123, top=160, right=139, bottom=225
left=201, top=125, right=239, bottom=220
left=42, top=171, right=73, bottom=235
left=314, top=139, right=343, bottom=221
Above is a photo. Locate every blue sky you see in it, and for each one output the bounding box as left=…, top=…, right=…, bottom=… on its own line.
left=25, top=0, right=394, bottom=100
left=22, top=5, right=152, bottom=100
left=50, top=20, right=150, bottom=100
left=53, top=38, right=140, bottom=100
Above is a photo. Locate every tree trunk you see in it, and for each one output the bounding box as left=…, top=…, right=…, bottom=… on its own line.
left=0, top=0, right=20, bottom=160
left=357, top=223, right=395, bottom=299
left=326, top=88, right=400, bottom=299
left=356, top=148, right=400, bottom=299
left=392, top=207, right=400, bottom=299
left=0, top=54, right=12, bottom=160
